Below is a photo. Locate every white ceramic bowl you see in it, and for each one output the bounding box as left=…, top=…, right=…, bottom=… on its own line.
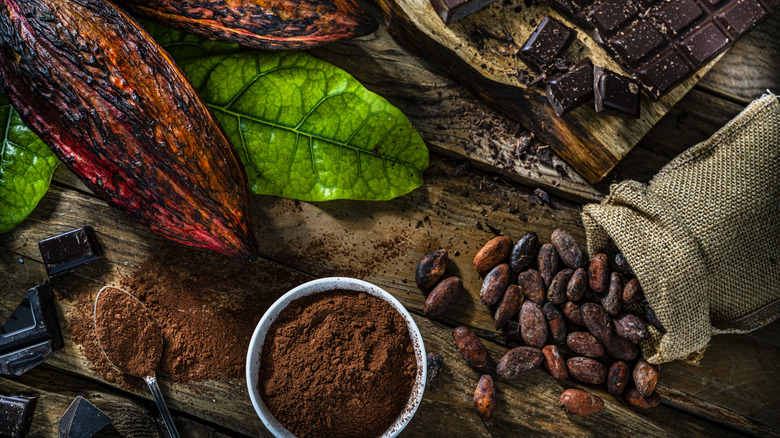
left=246, top=277, right=427, bottom=438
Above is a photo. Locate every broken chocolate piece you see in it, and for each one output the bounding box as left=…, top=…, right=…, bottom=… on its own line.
left=0, top=394, right=38, bottom=438
left=519, top=15, right=576, bottom=71
left=429, top=0, right=498, bottom=24
left=0, top=284, right=64, bottom=376
left=545, top=57, right=594, bottom=116
left=38, top=226, right=101, bottom=284
left=594, top=66, right=641, bottom=118
left=59, top=396, right=112, bottom=438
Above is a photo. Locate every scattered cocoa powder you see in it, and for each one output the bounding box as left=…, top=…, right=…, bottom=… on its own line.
left=65, top=244, right=309, bottom=389
left=259, top=290, right=418, bottom=438
left=94, top=287, right=162, bottom=377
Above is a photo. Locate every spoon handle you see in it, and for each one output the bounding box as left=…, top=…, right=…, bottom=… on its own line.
left=145, top=375, right=181, bottom=438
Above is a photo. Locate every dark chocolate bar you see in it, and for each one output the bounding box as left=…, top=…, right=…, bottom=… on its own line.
left=594, top=66, right=641, bottom=118
left=38, top=226, right=100, bottom=284
left=429, top=0, right=498, bottom=24
left=0, top=394, right=38, bottom=438
left=0, top=284, right=64, bottom=376
left=59, top=396, right=112, bottom=438
left=519, top=15, right=576, bottom=71
left=545, top=58, right=595, bottom=116
left=548, top=0, right=779, bottom=99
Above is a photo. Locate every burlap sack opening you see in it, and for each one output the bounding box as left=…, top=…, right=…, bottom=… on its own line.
left=582, top=93, right=780, bottom=365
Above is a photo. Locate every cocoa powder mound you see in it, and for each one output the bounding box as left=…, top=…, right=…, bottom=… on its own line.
left=94, top=287, right=162, bottom=377
left=259, top=290, right=418, bottom=438
left=65, top=245, right=308, bottom=389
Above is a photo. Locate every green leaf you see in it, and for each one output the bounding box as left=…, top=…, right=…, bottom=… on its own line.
left=139, top=19, right=242, bottom=59
left=0, top=95, right=59, bottom=233
left=147, top=23, right=429, bottom=201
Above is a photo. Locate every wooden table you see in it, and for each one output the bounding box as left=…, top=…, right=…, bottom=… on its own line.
left=1, top=7, right=779, bottom=438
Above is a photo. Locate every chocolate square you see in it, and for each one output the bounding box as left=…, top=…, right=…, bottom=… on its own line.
left=519, top=15, right=576, bottom=71
left=594, top=66, right=641, bottom=118
left=545, top=58, right=595, bottom=116
left=38, top=226, right=101, bottom=283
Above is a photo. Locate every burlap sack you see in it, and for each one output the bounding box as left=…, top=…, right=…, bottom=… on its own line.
left=582, top=93, right=780, bottom=365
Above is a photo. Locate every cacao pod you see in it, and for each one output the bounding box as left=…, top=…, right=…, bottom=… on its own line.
left=115, top=0, right=378, bottom=50
left=0, top=0, right=258, bottom=259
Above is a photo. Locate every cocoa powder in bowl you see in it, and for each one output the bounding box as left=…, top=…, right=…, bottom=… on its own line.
left=259, top=290, right=418, bottom=438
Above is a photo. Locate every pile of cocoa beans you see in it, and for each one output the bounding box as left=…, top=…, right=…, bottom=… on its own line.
left=415, top=228, right=664, bottom=419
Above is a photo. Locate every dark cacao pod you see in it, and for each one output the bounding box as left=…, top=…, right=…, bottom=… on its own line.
left=116, top=0, right=378, bottom=50
left=0, top=0, right=258, bottom=259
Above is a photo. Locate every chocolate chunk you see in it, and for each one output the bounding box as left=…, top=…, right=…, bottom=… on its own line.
left=429, top=0, right=498, bottom=24
left=38, top=226, right=101, bottom=284
left=545, top=58, right=595, bottom=116
left=715, top=0, right=769, bottom=38
left=677, top=20, right=731, bottom=65
left=653, top=0, right=703, bottom=35
left=59, top=396, right=112, bottom=438
left=519, top=16, right=576, bottom=71
left=609, top=20, right=666, bottom=68
left=586, top=0, right=639, bottom=36
left=0, top=284, right=64, bottom=376
left=594, top=66, right=641, bottom=118
left=0, top=394, right=37, bottom=438
left=637, top=47, right=692, bottom=99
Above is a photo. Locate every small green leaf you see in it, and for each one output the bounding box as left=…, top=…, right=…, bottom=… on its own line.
left=147, top=23, right=429, bottom=201
left=0, top=95, right=59, bottom=233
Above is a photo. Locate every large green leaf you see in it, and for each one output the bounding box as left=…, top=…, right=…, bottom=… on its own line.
left=0, top=94, right=59, bottom=233
left=145, top=21, right=429, bottom=201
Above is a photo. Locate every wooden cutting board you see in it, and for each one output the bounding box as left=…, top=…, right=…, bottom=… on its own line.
left=374, top=0, right=720, bottom=183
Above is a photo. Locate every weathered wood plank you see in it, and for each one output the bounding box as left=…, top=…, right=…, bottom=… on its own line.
left=2, top=158, right=777, bottom=436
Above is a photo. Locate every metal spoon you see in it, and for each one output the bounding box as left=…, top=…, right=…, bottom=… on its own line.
left=93, top=286, right=181, bottom=438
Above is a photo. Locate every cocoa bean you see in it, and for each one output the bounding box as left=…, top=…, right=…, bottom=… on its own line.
left=474, top=236, right=512, bottom=273
left=537, top=243, right=559, bottom=287
left=622, top=278, right=644, bottom=305
left=604, top=333, right=639, bottom=361
left=633, top=360, right=659, bottom=397
left=480, top=263, right=511, bottom=306
left=496, top=346, right=543, bottom=379
left=588, top=253, right=610, bottom=293
left=518, top=269, right=545, bottom=305
left=415, top=248, right=448, bottom=291
left=562, top=301, right=584, bottom=326
left=548, top=269, right=573, bottom=305
left=614, top=252, right=633, bottom=275
left=542, top=345, right=568, bottom=381
left=567, top=356, right=607, bottom=384
left=551, top=228, right=586, bottom=269
left=643, top=303, right=665, bottom=332
left=519, top=301, right=548, bottom=348
left=602, top=272, right=623, bottom=316
left=566, top=332, right=604, bottom=358
left=566, top=268, right=588, bottom=302
left=504, top=320, right=521, bottom=344
left=423, top=277, right=463, bottom=318
left=613, top=313, right=648, bottom=343
left=510, top=232, right=539, bottom=273
left=607, top=361, right=629, bottom=396
left=542, top=302, right=567, bottom=344
left=474, top=375, right=495, bottom=420
left=625, top=386, right=661, bottom=409
left=559, top=389, right=604, bottom=416
left=494, top=284, right=523, bottom=329
left=453, top=326, right=488, bottom=368
left=426, top=352, right=443, bottom=388
left=581, top=303, right=612, bottom=344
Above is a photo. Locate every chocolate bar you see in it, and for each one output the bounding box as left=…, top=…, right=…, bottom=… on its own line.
left=0, top=284, right=64, bottom=376
left=59, top=396, right=112, bottom=438
left=545, top=58, right=595, bottom=116
left=38, top=226, right=100, bottom=284
left=519, top=16, right=576, bottom=71
left=594, top=66, right=641, bottom=118
left=0, top=394, right=38, bottom=438
left=429, top=0, right=498, bottom=24
left=549, top=0, right=779, bottom=99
